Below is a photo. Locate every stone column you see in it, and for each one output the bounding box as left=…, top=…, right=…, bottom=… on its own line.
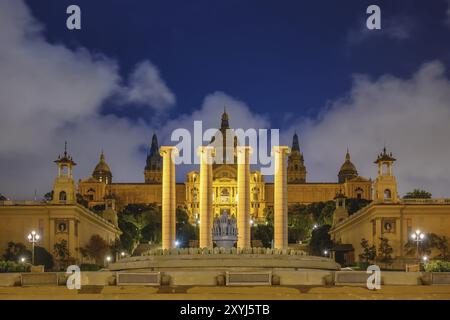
left=198, top=146, right=215, bottom=248
left=273, top=146, right=290, bottom=250
left=160, top=146, right=178, bottom=250
left=237, top=146, right=252, bottom=249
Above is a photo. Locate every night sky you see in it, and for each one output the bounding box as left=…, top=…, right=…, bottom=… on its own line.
left=1, top=0, right=450, bottom=198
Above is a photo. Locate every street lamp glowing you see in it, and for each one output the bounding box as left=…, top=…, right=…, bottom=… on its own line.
left=323, top=250, right=329, bottom=256
left=313, top=224, right=318, bottom=230
left=106, top=256, right=111, bottom=262
left=411, top=229, right=425, bottom=259
left=120, top=251, right=126, bottom=257
left=422, top=256, right=428, bottom=262
left=175, top=240, right=180, bottom=247
left=27, top=230, right=40, bottom=265
left=250, top=219, right=254, bottom=226
left=20, top=257, right=26, bottom=263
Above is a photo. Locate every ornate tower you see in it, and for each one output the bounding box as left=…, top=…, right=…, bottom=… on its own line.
left=144, top=133, right=162, bottom=183
left=374, top=147, right=398, bottom=202
left=287, top=132, right=307, bottom=183
left=102, top=193, right=118, bottom=227
left=92, top=151, right=112, bottom=184
left=211, top=108, right=237, bottom=166
left=332, top=191, right=348, bottom=226
left=338, top=149, right=358, bottom=183
left=52, top=142, right=77, bottom=204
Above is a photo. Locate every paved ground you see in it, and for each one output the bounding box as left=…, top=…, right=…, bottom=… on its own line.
left=0, top=285, right=450, bottom=300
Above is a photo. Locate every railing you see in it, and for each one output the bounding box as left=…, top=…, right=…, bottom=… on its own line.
left=0, top=200, right=47, bottom=206
left=401, top=198, right=450, bottom=204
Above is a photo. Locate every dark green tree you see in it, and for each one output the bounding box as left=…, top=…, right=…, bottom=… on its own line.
left=53, top=239, right=70, bottom=261
left=252, top=224, right=273, bottom=248
left=309, top=225, right=333, bottom=256
left=2, top=242, right=30, bottom=261
left=43, top=191, right=53, bottom=201
left=403, top=189, right=432, bottom=199
left=34, top=246, right=54, bottom=270
left=78, top=234, right=110, bottom=266
left=264, top=207, right=274, bottom=226
left=377, top=237, right=393, bottom=268
left=175, top=207, right=198, bottom=247
left=346, top=198, right=372, bottom=215
left=359, top=238, right=377, bottom=268
left=288, top=204, right=313, bottom=243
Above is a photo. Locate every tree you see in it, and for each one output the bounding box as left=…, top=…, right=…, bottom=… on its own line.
left=34, top=246, right=54, bottom=270
left=175, top=207, right=198, bottom=247
left=2, top=242, right=30, bottom=261
left=359, top=238, right=376, bottom=267
left=346, top=198, right=372, bottom=215
left=76, top=193, right=88, bottom=208
left=78, top=234, right=110, bottom=266
left=404, top=233, right=449, bottom=259
left=309, top=225, right=333, bottom=256
left=252, top=224, right=274, bottom=248
left=433, top=235, right=449, bottom=260
left=91, top=204, right=106, bottom=215
left=288, top=204, right=314, bottom=243
left=264, top=207, right=274, bottom=226
left=403, top=189, right=432, bottom=199
left=43, top=191, right=53, bottom=201
left=53, top=239, right=70, bottom=261
left=377, top=237, right=393, bottom=268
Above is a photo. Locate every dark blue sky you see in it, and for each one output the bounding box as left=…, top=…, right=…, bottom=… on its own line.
left=26, top=0, right=450, bottom=128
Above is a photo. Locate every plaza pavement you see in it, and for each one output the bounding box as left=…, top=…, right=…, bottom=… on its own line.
left=0, top=285, right=450, bottom=300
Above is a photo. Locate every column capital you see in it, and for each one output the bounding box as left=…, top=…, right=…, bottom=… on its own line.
left=236, top=145, right=253, bottom=154
left=159, top=146, right=179, bottom=157
left=197, top=146, right=216, bottom=165
left=272, top=146, right=291, bottom=155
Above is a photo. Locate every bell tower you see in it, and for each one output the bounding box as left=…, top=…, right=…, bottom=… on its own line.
left=52, top=142, right=77, bottom=204
left=374, top=147, right=398, bottom=202
left=332, top=190, right=348, bottom=226
left=287, top=132, right=307, bottom=183
left=144, top=133, right=163, bottom=183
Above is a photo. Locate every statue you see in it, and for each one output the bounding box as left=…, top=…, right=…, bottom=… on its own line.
left=212, top=211, right=238, bottom=248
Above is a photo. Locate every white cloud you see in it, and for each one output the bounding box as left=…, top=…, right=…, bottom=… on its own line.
left=347, top=16, right=413, bottom=45
left=120, top=61, right=176, bottom=110
left=285, top=61, right=450, bottom=198
left=0, top=0, right=169, bottom=198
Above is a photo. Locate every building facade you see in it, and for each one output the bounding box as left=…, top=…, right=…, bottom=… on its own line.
left=329, top=148, right=450, bottom=266
left=0, top=146, right=121, bottom=264
left=78, top=111, right=373, bottom=221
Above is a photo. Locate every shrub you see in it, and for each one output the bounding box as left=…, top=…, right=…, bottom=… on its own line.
left=424, top=260, right=450, bottom=272
left=80, top=263, right=101, bottom=271
left=0, top=261, right=31, bottom=273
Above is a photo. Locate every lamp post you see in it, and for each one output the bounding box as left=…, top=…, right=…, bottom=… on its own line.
left=27, top=230, right=40, bottom=265
left=411, top=229, right=425, bottom=259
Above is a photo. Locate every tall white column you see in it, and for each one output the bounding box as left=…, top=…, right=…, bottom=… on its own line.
left=237, top=146, right=252, bottom=249
left=198, top=146, right=215, bottom=248
left=273, top=146, right=290, bottom=250
left=160, top=146, right=178, bottom=250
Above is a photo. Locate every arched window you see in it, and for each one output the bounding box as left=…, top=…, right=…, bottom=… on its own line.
left=384, top=189, right=392, bottom=199
left=59, top=191, right=67, bottom=201
left=355, top=187, right=363, bottom=199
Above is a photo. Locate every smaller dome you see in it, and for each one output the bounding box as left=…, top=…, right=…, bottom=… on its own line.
left=338, top=149, right=358, bottom=183
left=93, top=152, right=111, bottom=174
